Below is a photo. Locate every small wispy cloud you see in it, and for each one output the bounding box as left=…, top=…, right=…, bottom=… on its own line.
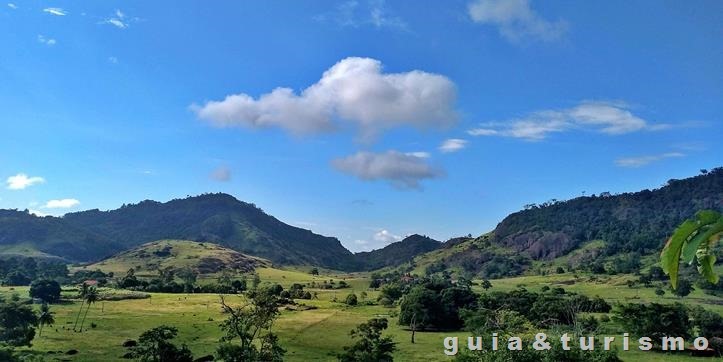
left=439, top=139, right=467, bottom=153
left=6, top=173, right=45, bottom=190
left=373, top=229, right=403, bottom=243
left=43, top=198, right=80, bottom=209
left=315, top=0, right=408, bottom=31
left=467, top=101, right=664, bottom=141
left=102, top=9, right=136, bottom=29
left=405, top=151, right=431, bottom=158
left=29, top=210, right=48, bottom=217
left=43, top=7, right=67, bottom=16
left=37, top=35, right=57, bottom=46
left=108, top=56, right=118, bottom=64
left=468, top=0, right=567, bottom=43
left=614, top=152, right=685, bottom=168
left=210, top=166, right=232, bottom=182
left=7, top=3, right=17, bottom=9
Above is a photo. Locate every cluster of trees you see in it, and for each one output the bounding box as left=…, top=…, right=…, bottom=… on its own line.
left=0, top=257, right=68, bottom=286
left=308, top=280, right=349, bottom=290
left=397, top=276, right=478, bottom=334
left=462, top=287, right=610, bottom=332
left=0, top=294, right=55, bottom=361
left=613, top=302, right=723, bottom=354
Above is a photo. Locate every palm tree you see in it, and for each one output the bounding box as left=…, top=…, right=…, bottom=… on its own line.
left=73, top=283, right=89, bottom=332
left=38, top=303, right=55, bottom=337
left=78, top=287, right=99, bottom=332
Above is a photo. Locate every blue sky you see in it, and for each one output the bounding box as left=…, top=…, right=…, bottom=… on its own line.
left=1, top=0, right=721, bottom=252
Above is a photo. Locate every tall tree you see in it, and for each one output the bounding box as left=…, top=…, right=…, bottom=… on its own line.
left=0, top=296, right=38, bottom=347
left=216, top=287, right=285, bottom=361
left=38, top=303, right=55, bottom=337
left=78, top=287, right=99, bottom=332
left=73, top=283, right=89, bottom=332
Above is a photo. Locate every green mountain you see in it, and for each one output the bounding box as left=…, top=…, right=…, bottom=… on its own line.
left=406, top=167, right=723, bottom=277
left=1, top=194, right=357, bottom=270
left=0, top=209, right=123, bottom=262
left=353, top=234, right=441, bottom=271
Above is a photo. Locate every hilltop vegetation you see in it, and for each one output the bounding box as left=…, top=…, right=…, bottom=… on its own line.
left=78, top=240, right=269, bottom=277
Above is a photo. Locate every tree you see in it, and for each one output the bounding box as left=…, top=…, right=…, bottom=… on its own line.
left=73, top=283, right=89, bottom=332
left=654, top=288, right=665, bottom=297
left=338, top=318, right=396, bottom=362
left=310, top=268, right=319, bottom=276
left=345, top=293, right=358, bottom=306
left=252, top=274, right=261, bottom=290
left=216, top=287, right=285, bottom=361
left=0, top=296, right=38, bottom=347
left=78, top=287, right=99, bottom=332
left=37, top=303, right=55, bottom=337
left=130, top=325, right=193, bottom=362
left=177, top=267, right=198, bottom=293
left=481, top=279, right=493, bottom=291
left=29, top=279, right=61, bottom=303
left=398, top=286, right=437, bottom=331
left=661, top=210, right=723, bottom=290
left=673, top=279, right=693, bottom=298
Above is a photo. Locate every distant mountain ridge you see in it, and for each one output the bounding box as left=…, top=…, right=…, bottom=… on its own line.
left=0, top=193, right=357, bottom=270
left=354, top=234, right=441, bottom=271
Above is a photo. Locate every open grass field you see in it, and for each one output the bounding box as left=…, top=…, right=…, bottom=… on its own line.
left=2, top=270, right=722, bottom=361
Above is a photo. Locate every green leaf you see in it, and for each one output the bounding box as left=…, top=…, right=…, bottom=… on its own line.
left=682, top=214, right=722, bottom=263
left=661, top=219, right=700, bottom=289
left=697, top=254, right=719, bottom=285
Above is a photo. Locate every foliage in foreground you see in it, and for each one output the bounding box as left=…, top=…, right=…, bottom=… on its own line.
left=338, top=318, right=396, bottom=362
left=129, top=325, right=193, bottom=362
left=661, top=210, right=723, bottom=289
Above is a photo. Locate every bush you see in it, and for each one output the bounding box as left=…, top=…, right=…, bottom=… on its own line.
left=345, top=293, right=358, bottom=306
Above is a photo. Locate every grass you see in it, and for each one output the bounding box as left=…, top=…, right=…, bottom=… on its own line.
left=2, top=271, right=721, bottom=361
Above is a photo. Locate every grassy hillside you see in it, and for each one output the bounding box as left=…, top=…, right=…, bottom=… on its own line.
left=75, top=240, right=270, bottom=277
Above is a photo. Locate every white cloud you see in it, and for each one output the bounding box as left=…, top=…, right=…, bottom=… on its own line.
left=373, top=229, right=403, bottom=243
left=108, top=56, right=118, bottom=64
left=316, top=0, right=407, bottom=30
left=332, top=150, right=443, bottom=189
left=29, top=209, right=48, bottom=217
left=210, top=166, right=232, bottom=182
left=192, top=57, right=456, bottom=140
left=43, top=7, right=66, bottom=16
left=6, top=173, right=45, bottom=190
left=44, top=198, right=80, bottom=209
left=37, top=35, right=57, bottom=46
left=103, top=9, right=134, bottom=29
left=614, top=152, right=685, bottom=168
left=7, top=3, right=17, bottom=9
left=467, top=101, right=656, bottom=141
left=439, top=138, right=467, bottom=153
left=468, top=0, right=567, bottom=43
left=405, top=151, right=430, bottom=158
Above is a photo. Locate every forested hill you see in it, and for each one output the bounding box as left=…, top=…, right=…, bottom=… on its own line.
left=492, top=167, right=723, bottom=260
left=0, top=194, right=357, bottom=270
left=61, top=193, right=356, bottom=269
left=353, top=234, right=441, bottom=271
